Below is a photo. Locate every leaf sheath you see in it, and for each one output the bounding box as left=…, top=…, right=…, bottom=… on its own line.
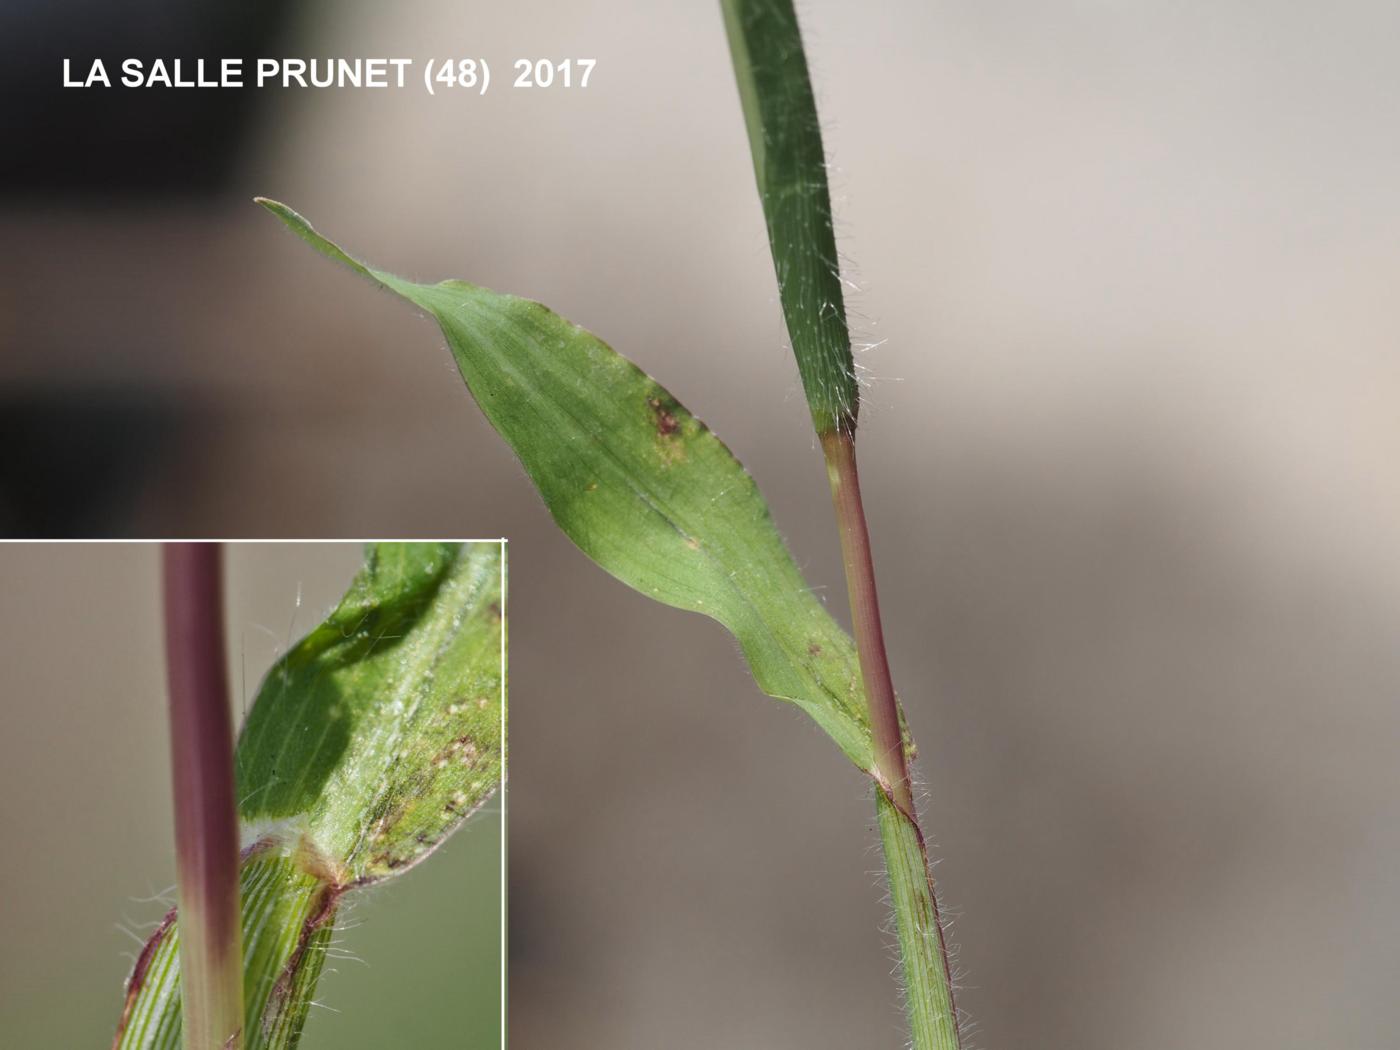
left=878, top=793, right=961, bottom=1050
left=114, top=850, right=333, bottom=1050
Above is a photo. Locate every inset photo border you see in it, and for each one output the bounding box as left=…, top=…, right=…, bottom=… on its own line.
left=0, top=540, right=505, bottom=1050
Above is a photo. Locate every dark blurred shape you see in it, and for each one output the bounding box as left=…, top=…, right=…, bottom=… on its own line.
left=0, top=388, right=182, bottom=535
left=0, top=0, right=297, bottom=198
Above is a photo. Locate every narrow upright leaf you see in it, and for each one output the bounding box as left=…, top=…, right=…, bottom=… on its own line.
left=720, top=0, right=857, bottom=435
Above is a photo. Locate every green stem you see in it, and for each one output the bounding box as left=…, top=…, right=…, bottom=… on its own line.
left=822, top=430, right=961, bottom=1050
left=162, top=544, right=245, bottom=1050
left=877, top=792, right=961, bottom=1050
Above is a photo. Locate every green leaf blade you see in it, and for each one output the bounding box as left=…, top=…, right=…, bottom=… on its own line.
left=260, top=202, right=875, bottom=773
left=235, top=541, right=505, bottom=883
left=719, top=0, right=857, bottom=435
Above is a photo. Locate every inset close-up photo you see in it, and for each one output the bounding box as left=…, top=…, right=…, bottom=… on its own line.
left=0, top=541, right=505, bottom=1049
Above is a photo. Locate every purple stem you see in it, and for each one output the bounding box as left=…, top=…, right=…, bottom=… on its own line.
left=821, top=429, right=915, bottom=816
left=163, top=543, right=244, bottom=1049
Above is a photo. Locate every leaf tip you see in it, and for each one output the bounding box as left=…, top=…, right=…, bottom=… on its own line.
left=254, top=196, right=311, bottom=235
left=254, top=196, right=376, bottom=284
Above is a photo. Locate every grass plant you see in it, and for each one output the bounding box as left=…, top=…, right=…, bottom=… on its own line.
left=255, top=5, right=963, bottom=1033
left=124, top=4, right=958, bottom=1045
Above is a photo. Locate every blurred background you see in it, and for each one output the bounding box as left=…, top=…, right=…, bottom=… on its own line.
left=0, top=544, right=503, bottom=1047
left=3, top=1, right=1399, bottom=1047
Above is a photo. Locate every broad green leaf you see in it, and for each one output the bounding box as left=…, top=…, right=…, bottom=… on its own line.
left=115, top=542, right=505, bottom=1050
left=721, top=0, right=857, bottom=435
left=258, top=199, right=878, bottom=774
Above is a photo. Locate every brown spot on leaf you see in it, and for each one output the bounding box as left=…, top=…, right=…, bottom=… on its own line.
left=808, top=643, right=823, bottom=656
left=648, top=396, right=680, bottom=437
left=432, top=734, right=479, bottom=770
